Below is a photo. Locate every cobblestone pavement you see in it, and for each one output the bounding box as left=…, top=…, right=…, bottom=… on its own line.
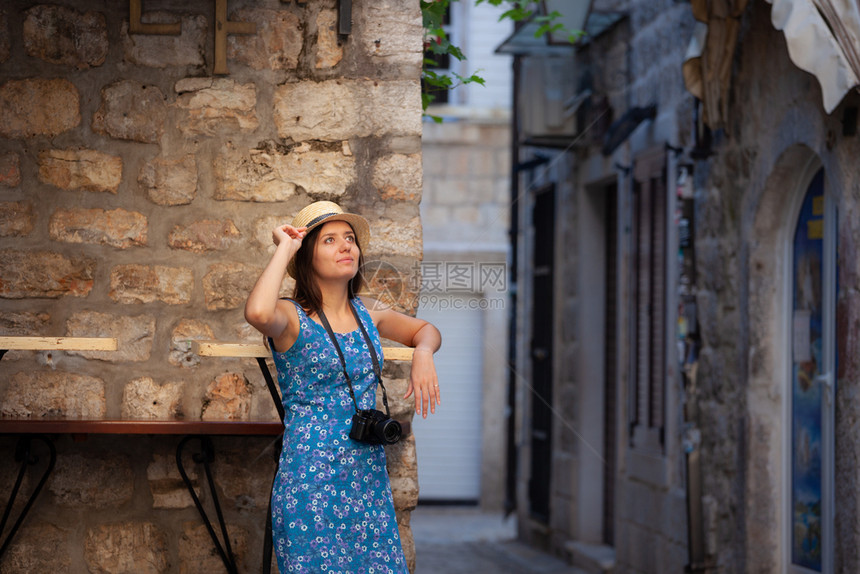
left=411, top=505, right=584, bottom=574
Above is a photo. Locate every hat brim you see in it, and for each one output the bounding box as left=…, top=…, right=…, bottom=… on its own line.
left=287, top=213, right=370, bottom=278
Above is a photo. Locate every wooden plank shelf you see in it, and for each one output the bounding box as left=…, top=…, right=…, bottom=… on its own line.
left=194, top=340, right=414, bottom=361
left=0, top=337, right=117, bottom=352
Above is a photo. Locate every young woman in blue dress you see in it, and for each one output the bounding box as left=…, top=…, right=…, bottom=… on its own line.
left=245, top=200, right=441, bottom=573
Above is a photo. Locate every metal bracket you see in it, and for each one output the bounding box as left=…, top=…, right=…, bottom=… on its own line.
left=176, top=436, right=238, bottom=574
left=0, top=436, right=57, bottom=560
left=255, top=357, right=284, bottom=574
left=338, top=0, right=353, bottom=35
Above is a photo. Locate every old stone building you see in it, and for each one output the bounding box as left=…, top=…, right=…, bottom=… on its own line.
left=503, top=0, right=860, bottom=572
left=0, top=0, right=425, bottom=572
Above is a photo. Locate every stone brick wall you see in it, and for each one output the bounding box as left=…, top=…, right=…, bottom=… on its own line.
left=693, top=2, right=860, bottom=571
left=0, top=0, right=424, bottom=571
left=420, top=120, right=511, bottom=250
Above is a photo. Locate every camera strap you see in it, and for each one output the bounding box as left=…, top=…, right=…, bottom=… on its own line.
left=317, top=302, right=391, bottom=417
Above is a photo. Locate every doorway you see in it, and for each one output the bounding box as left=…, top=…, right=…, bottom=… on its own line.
left=528, top=184, right=555, bottom=522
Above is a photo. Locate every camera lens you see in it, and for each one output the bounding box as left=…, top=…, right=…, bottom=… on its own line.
left=380, top=419, right=402, bottom=444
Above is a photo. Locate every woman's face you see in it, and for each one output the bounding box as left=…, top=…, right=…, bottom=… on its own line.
left=311, top=220, right=360, bottom=282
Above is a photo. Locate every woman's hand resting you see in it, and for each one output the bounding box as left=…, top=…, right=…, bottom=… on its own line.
left=405, top=349, right=440, bottom=418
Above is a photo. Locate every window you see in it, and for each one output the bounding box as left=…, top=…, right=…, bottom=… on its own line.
left=789, top=167, right=836, bottom=573
left=629, top=147, right=668, bottom=449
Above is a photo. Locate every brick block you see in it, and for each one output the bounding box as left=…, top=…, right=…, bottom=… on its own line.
left=65, top=311, right=155, bottom=362
left=0, top=152, right=21, bottom=187
left=84, top=523, right=169, bottom=574
left=0, top=78, right=80, bottom=138
left=169, top=318, right=215, bottom=367
left=139, top=154, right=197, bottom=206
left=273, top=80, right=422, bottom=142
left=168, top=219, right=241, bottom=252
left=0, top=370, right=106, bottom=418
left=109, top=264, right=193, bottom=304
left=174, top=77, right=258, bottom=137
left=50, top=208, right=147, bottom=248
left=373, top=154, right=423, bottom=202
left=179, top=523, right=247, bottom=574
left=0, top=249, right=95, bottom=299
left=24, top=5, right=107, bottom=68
left=228, top=8, right=302, bottom=70
left=212, top=442, right=277, bottom=511
left=147, top=452, right=195, bottom=509
left=0, top=201, right=34, bottom=236
left=50, top=452, right=133, bottom=508
left=201, top=372, right=252, bottom=420
left=92, top=80, right=167, bottom=143
left=356, top=0, right=422, bottom=72
left=0, top=523, right=70, bottom=572
left=315, top=9, right=343, bottom=69
left=214, top=141, right=355, bottom=201
left=122, top=377, right=183, bottom=419
left=368, top=216, right=423, bottom=259
left=0, top=311, right=51, bottom=335
left=38, top=148, right=122, bottom=193
left=203, top=262, right=259, bottom=310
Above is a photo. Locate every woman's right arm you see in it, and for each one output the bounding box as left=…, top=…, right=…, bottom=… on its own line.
left=244, top=224, right=306, bottom=339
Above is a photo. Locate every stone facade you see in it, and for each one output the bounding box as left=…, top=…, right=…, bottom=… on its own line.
left=0, top=0, right=423, bottom=571
left=512, top=0, right=860, bottom=572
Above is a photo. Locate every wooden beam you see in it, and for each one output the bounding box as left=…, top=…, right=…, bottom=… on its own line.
left=128, top=0, right=181, bottom=35
left=0, top=337, right=118, bottom=352
left=194, top=341, right=414, bottom=361
left=214, top=0, right=256, bottom=75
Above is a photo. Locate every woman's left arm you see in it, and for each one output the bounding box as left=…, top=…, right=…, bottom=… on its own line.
left=364, top=298, right=442, bottom=418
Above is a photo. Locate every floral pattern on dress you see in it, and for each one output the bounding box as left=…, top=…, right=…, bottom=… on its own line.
left=270, top=298, right=407, bottom=574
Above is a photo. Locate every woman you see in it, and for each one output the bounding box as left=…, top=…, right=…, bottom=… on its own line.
left=245, top=200, right=441, bottom=573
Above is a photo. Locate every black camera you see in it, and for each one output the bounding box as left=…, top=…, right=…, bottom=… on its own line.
left=349, top=409, right=402, bottom=445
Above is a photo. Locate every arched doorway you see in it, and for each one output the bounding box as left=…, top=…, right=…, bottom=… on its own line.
left=746, top=147, right=837, bottom=572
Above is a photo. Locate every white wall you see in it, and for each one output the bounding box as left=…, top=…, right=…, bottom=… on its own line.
left=443, top=0, right=513, bottom=110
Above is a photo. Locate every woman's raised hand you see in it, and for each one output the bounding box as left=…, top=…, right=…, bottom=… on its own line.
left=273, top=224, right=307, bottom=250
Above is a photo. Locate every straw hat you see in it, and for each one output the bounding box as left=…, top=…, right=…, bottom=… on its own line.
left=287, top=201, right=370, bottom=277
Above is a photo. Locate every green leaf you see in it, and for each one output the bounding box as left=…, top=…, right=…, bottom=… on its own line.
left=534, top=22, right=564, bottom=37
left=447, top=45, right=466, bottom=61
left=500, top=7, right=532, bottom=21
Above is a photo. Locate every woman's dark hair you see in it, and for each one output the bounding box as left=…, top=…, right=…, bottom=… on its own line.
left=292, top=223, right=365, bottom=315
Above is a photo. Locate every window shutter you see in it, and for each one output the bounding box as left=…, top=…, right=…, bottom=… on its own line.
left=630, top=147, right=668, bottom=446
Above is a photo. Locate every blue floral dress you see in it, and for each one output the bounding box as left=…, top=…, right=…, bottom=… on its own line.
left=270, top=298, right=408, bottom=573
